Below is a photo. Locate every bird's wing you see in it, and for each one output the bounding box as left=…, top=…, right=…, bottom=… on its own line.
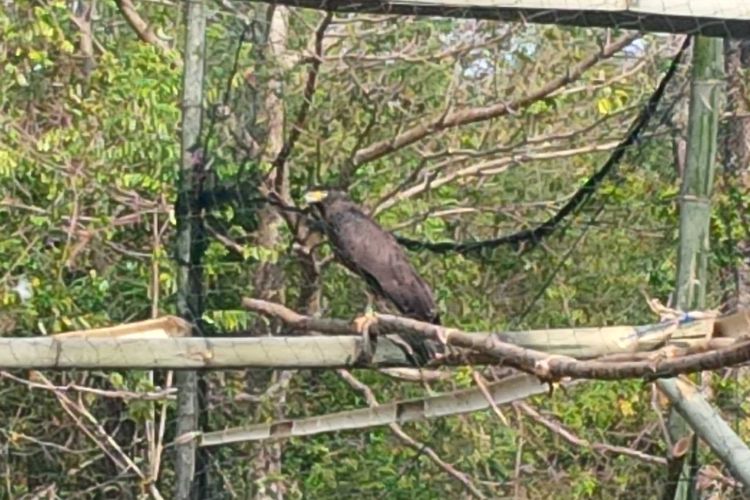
left=326, top=209, right=438, bottom=322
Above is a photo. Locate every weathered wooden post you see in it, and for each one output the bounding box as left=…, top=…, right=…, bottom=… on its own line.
left=175, top=0, right=208, bottom=497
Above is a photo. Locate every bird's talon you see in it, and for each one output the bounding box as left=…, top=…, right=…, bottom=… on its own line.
left=353, top=310, right=378, bottom=334
left=353, top=310, right=378, bottom=363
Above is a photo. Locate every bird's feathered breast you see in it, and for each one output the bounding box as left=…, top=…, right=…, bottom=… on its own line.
left=319, top=198, right=439, bottom=323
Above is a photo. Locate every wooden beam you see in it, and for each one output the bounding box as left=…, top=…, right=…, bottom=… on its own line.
left=249, top=0, right=750, bottom=38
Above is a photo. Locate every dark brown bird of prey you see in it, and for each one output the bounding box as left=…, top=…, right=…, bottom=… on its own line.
left=303, top=188, right=440, bottom=366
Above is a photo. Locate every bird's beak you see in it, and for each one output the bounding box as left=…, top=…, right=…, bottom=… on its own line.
left=303, top=190, right=327, bottom=205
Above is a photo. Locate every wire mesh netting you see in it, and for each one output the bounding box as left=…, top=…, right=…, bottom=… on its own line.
left=1, top=0, right=750, bottom=498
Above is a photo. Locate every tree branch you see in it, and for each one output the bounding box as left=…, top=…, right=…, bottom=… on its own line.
left=375, top=139, right=626, bottom=215
left=394, top=35, right=691, bottom=255
left=343, top=32, right=639, bottom=174
left=241, top=298, right=750, bottom=381
left=337, top=369, right=486, bottom=498
left=515, top=401, right=666, bottom=466
left=115, top=0, right=171, bottom=53
left=272, top=12, right=333, bottom=198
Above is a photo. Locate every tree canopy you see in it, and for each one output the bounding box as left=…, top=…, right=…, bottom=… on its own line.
left=1, top=1, right=749, bottom=498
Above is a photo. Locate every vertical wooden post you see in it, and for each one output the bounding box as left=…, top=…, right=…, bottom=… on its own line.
left=174, top=0, right=207, bottom=498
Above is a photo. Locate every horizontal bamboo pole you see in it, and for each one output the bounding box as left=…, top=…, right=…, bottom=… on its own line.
left=197, top=373, right=562, bottom=446
left=0, top=307, right=745, bottom=371
left=0, top=336, right=410, bottom=370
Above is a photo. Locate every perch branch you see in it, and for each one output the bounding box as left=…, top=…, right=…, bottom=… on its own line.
left=242, top=298, right=750, bottom=381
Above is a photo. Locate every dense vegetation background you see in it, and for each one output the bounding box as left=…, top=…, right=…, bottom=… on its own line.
left=1, top=1, right=749, bottom=498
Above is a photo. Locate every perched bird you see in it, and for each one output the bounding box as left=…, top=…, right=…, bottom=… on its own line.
left=303, top=188, right=440, bottom=365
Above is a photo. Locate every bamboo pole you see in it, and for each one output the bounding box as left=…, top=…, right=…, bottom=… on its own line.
left=0, top=332, right=744, bottom=372
left=175, top=0, right=208, bottom=497
left=0, top=336, right=410, bottom=369
left=196, top=374, right=569, bottom=446
left=659, top=378, right=750, bottom=489
left=672, top=37, right=723, bottom=327
left=0, top=306, right=745, bottom=371
left=654, top=35, right=746, bottom=496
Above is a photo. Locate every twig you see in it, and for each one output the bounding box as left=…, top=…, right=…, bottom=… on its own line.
left=515, top=401, right=666, bottom=466
left=472, top=370, right=509, bottom=426
left=0, top=371, right=176, bottom=400
left=30, top=373, right=134, bottom=478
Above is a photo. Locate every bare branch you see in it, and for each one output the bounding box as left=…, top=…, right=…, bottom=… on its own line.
left=242, top=298, right=750, bottom=381
left=30, top=371, right=165, bottom=499
left=375, top=140, right=623, bottom=215
left=272, top=12, right=333, bottom=198
left=389, top=36, right=691, bottom=253
left=114, top=0, right=172, bottom=53
left=343, top=32, right=639, bottom=174
left=242, top=297, right=715, bottom=357
left=515, top=401, right=667, bottom=466
left=0, top=371, right=176, bottom=401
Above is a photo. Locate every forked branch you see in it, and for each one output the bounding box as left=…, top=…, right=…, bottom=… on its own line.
left=343, top=32, right=640, bottom=174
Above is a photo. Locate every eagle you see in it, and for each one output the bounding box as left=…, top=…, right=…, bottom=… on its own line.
left=303, top=188, right=440, bottom=366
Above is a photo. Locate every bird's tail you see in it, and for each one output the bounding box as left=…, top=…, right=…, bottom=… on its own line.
left=395, top=333, right=430, bottom=367
left=398, top=327, right=441, bottom=368
left=391, top=311, right=442, bottom=367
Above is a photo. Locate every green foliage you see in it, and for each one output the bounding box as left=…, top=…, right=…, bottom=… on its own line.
left=1, top=3, right=745, bottom=499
